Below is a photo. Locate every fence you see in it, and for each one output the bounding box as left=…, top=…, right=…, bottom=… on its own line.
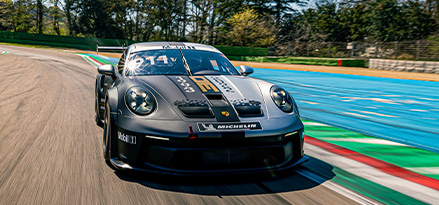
left=270, top=40, right=439, bottom=61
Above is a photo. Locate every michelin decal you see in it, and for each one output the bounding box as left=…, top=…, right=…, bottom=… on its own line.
left=197, top=122, right=262, bottom=132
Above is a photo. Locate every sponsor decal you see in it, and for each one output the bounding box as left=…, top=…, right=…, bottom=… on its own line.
left=118, top=131, right=136, bottom=144
left=175, top=76, right=195, bottom=93
left=162, top=45, right=195, bottom=50
left=210, top=76, right=234, bottom=93
left=198, top=122, right=262, bottom=132
left=190, top=76, right=220, bottom=93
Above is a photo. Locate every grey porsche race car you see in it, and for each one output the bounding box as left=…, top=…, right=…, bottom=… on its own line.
left=95, top=42, right=308, bottom=175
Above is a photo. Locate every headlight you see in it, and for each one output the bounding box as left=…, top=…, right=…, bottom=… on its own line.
left=125, top=87, right=156, bottom=115
left=270, top=86, right=294, bottom=113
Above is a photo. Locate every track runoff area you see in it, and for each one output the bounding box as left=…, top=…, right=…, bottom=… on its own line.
left=80, top=53, right=439, bottom=204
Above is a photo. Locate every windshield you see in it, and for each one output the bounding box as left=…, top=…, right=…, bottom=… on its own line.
left=124, top=49, right=239, bottom=76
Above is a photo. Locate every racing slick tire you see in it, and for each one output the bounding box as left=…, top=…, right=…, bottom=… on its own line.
left=103, top=102, right=117, bottom=162
left=95, top=83, right=104, bottom=127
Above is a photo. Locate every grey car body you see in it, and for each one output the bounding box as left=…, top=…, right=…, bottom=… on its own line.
left=95, top=42, right=308, bottom=175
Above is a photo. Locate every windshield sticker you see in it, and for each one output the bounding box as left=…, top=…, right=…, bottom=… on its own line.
left=163, top=45, right=195, bottom=50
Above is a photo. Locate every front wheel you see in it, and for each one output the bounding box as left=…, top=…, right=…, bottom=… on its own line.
left=103, top=103, right=116, bottom=162
left=95, top=93, right=104, bottom=127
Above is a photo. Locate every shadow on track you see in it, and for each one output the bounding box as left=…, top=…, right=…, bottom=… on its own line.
left=111, top=156, right=334, bottom=196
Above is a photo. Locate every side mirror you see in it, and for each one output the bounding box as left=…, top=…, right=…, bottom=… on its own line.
left=98, top=64, right=116, bottom=77
left=240, top=65, right=254, bottom=76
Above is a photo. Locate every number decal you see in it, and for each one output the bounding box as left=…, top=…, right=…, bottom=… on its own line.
left=176, top=77, right=195, bottom=93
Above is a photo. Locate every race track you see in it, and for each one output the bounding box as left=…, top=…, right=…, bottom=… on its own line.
left=0, top=45, right=367, bottom=204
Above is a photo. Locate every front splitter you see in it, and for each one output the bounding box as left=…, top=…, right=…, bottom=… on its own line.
left=110, top=155, right=309, bottom=176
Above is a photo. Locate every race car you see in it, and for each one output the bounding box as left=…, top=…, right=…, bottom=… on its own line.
left=95, top=42, right=308, bottom=175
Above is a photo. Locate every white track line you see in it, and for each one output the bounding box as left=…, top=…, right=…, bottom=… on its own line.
left=406, top=167, right=439, bottom=175
left=318, top=138, right=409, bottom=146
left=303, top=122, right=330, bottom=126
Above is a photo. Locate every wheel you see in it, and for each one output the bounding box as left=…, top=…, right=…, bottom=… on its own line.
left=103, top=102, right=117, bottom=162
left=95, top=94, right=104, bottom=127
left=95, top=84, right=104, bottom=127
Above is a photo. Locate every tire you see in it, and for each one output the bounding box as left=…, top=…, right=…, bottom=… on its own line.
left=103, top=102, right=117, bottom=162
left=95, top=94, right=104, bottom=127
left=95, top=83, right=104, bottom=127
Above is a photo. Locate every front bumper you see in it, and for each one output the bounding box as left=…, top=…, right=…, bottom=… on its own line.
left=111, top=124, right=307, bottom=175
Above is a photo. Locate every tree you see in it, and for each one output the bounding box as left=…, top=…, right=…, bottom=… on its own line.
left=401, top=0, right=436, bottom=40
left=226, top=8, right=277, bottom=46
left=36, top=0, right=44, bottom=34
left=339, top=2, right=371, bottom=41
left=0, top=0, right=14, bottom=31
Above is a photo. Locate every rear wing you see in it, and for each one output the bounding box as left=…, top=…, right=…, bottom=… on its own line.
left=96, top=45, right=126, bottom=55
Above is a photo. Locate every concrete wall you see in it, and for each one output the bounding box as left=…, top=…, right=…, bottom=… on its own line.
left=369, top=59, right=439, bottom=74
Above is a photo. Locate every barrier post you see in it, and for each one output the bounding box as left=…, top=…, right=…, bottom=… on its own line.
left=394, top=41, right=398, bottom=59
left=306, top=42, right=310, bottom=56
left=416, top=40, right=420, bottom=60
left=351, top=42, right=354, bottom=58
left=327, top=42, right=331, bottom=57
left=375, top=42, right=378, bottom=58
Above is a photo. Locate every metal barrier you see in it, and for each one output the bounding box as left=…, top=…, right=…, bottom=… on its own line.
left=96, top=45, right=126, bottom=55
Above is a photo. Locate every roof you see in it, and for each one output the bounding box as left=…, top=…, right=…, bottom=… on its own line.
left=128, top=42, right=222, bottom=54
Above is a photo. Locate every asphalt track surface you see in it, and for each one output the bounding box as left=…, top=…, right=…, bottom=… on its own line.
left=0, top=45, right=367, bottom=204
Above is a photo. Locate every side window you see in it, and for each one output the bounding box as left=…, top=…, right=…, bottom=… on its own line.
left=117, top=51, right=126, bottom=74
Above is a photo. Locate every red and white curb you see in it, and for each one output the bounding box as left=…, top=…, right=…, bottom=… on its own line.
left=78, top=54, right=103, bottom=67
left=305, top=136, right=439, bottom=203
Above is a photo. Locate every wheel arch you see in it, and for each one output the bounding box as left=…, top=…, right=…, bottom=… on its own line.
left=105, top=87, right=119, bottom=123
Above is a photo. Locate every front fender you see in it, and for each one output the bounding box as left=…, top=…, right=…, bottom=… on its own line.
left=106, top=87, right=119, bottom=124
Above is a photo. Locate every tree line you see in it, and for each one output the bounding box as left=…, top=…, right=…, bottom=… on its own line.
left=1, top=0, right=439, bottom=47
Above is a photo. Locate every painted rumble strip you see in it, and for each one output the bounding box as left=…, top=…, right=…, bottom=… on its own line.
left=304, top=119, right=439, bottom=180
left=305, top=143, right=437, bottom=204
left=79, top=54, right=103, bottom=67
left=306, top=136, right=439, bottom=191
left=77, top=54, right=116, bottom=68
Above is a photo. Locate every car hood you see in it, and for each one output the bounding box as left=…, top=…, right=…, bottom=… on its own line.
left=130, top=75, right=276, bottom=121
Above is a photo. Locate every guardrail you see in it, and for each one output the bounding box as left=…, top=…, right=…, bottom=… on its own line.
left=369, top=59, right=439, bottom=74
